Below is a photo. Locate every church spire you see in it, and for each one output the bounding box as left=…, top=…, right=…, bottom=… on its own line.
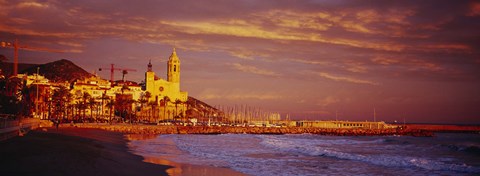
left=147, top=59, right=152, bottom=72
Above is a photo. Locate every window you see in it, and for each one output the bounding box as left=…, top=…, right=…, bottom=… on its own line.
left=174, top=65, right=176, bottom=72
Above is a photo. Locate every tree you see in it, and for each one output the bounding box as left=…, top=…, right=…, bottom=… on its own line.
left=81, top=92, right=91, bottom=122
left=99, top=93, right=109, bottom=121
left=162, top=96, right=170, bottom=120
left=174, top=99, right=182, bottom=120
left=106, top=98, right=114, bottom=124
left=0, top=55, right=6, bottom=77
left=148, top=101, right=157, bottom=122
left=138, top=93, right=148, bottom=121
left=51, top=86, right=72, bottom=121
left=88, top=97, right=96, bottom=122
left=144, top=91, right=152, bottom=121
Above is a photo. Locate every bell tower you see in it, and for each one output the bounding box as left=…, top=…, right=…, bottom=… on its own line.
left=145, top=59, right=155, bottom=94
left=167, top=48, right=180, bottom=83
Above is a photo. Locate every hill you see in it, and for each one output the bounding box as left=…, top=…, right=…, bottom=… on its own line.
left=21, top=59, right=93, bottom=82
left=0, top=62, right=39, bottom=76
left=186, top=96, right=224, bottom=121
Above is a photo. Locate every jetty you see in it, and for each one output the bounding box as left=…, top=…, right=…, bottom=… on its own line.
left=67, top=123, right=434, bottom=137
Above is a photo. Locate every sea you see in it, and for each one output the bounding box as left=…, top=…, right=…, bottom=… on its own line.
left=128, top=133, right=480, bottom=176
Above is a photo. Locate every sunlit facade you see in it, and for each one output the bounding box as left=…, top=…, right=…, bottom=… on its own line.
left=144, top=48, right=188, bottom=120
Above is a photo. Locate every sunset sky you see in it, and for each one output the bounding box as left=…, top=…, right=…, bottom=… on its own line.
left=1, top=0, right=479, bottom=124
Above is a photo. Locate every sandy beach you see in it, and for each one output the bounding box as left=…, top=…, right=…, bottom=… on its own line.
left=126, top=134, right=245, bottom=176
left=0, top=127, right=171, bottom=176
left=0, top=127, right=245, bottom=176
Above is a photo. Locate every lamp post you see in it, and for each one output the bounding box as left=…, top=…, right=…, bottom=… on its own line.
left=35, top=67, right=39, bottom=118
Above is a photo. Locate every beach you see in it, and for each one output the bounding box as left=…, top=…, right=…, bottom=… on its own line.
left=0, top=127, right=243, bottom=176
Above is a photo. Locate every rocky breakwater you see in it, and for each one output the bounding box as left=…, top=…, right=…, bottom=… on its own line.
left=177, top=126, right=433, bottom=136
left=66, top=123, right=179, bottom=134
left=68, top=123, right=433, bottom=137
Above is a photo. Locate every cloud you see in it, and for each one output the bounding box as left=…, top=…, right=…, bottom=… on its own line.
left=228, top=49, right=271, bottom=60
left=370, top=57, right=400, bottom=65
left=17, top=2, right=49, bottom=9
left=317, top=96, right=340, bottom=107
left=229, top=63, right=280, bottom=77
left=290, top=58, right=329, bottom=65
left=343, top=60, right=368, bottom=73
left=308, top=71, right=380, bottom=86
left=468, top=2, right=480, bottom=16
left=370, top=56, right=443, bottom=72
left=198, top=89, right=283, bottom=101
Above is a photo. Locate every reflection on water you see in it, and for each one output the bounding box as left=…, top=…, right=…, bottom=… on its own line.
left=130, top=133, right=480, bottom=176
left=128, top=134, right=245, bottom=176
left=125, top=134, right=158, bottom=141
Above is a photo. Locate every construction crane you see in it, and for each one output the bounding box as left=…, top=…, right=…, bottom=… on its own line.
left=98, top=64, right=137, bottom=83
left=1, top=38, right=64, bottom=76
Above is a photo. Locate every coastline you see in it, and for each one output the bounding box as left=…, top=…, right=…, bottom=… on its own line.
left=0, top=127, right=245, bottom=176
left=126, top=134, right=246, bottom=176
left=0, top=127, right=170, bottom=176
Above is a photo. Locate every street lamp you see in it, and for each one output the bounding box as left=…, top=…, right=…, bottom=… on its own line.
left=35, top=67, right=39, bottom=118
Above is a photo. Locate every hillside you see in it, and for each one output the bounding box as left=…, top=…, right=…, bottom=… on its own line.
left=186, top=96, right=224, bottom=121
left=21, top=59, right=93, bottom=82
left=0, top=62, right=39, bottom=76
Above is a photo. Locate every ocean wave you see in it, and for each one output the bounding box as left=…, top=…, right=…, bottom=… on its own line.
left=260, top=135, right=480, bottom=174
left=442, top=144, right=480, bottom=156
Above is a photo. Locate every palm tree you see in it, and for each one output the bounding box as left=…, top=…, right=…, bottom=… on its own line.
left=174, top=99, right=181, bottom=121
left=163, top=96, right=170, bottom=120
left=121, top=84, right=130, bottom=94
left=65, top=91, right=73, bottom=120
left=148, top=100, right=157, bottom=122
left=138, top=93, right=148, bottom=122
left=81, top=92, right=91, bottom=122
left=144, top=91, right=152, bottom=121
left=99, top=92, right=109, bottom=120
left=126, top=99, right=136, bottom=123
left=52, top=86, right=72, bottom=121
left=106, top=98, right=115, bottom=124
left=88, top=97, right=96, bottom=122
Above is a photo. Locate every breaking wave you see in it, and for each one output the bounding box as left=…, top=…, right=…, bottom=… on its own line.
left=259, top=135, right=480, bottom=174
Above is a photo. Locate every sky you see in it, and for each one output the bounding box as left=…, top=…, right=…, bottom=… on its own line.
left=1, top=0, right=479, bottom=124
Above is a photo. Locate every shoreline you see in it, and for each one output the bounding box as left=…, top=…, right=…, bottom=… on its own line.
left=0, top=127, right=171, bottom=176
left=0, top=127, right=245, bottom=176
left=126, top=133, right=246, bottom=176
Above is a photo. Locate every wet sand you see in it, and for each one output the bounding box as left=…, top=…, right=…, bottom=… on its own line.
left=126, top=134, right=245, bottom=176
left=0, top=127, right=245, bottom=176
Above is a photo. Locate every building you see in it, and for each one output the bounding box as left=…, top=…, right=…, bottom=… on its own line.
left=144, top=48, right=188, bottom=120
left=296, top=120, right=399, bottom=129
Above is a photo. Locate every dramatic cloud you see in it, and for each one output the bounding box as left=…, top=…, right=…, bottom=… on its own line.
left=307, top=71, right=380, bottom=86
left=1, top=0, right=479, bottom=123
left=229, top=63, right=280, bottom=77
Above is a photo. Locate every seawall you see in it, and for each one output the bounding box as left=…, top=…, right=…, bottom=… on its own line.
left=67, top=123, right=434, bottom=137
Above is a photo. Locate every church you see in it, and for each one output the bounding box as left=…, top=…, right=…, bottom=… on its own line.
left=144, top=48, right=188, bottom=119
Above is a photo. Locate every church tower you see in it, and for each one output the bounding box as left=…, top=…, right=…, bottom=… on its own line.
left=167, top=48, right=180, bottom=83
left=145, top=59, right=155, bottom=95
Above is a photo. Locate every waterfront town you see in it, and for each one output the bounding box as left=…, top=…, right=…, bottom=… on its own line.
left=2, top=46, right=480, bottom=140
left=0, top=48, right=291, bottom=126
left=1, top=46, right=424, bottom=139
